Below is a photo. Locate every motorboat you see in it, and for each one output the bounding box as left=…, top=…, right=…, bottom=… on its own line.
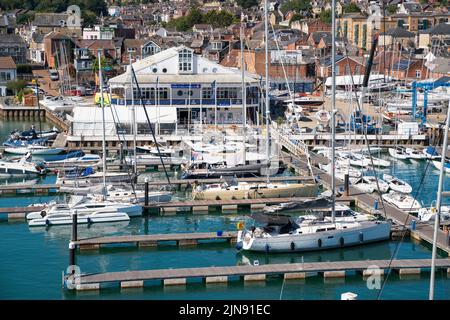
left=45, top=154, right=102, bottom=168
left=181, top=160, right=266, bottom=179
left=0, top=152, right=49, bottom=178
left=236, top=213, right=391, bottom=252
left=318, top=162, right=361, bottom=181
left=28, top=209, right=131, bottom=227
left=388, top=147, right=411, bottom=160
left=10, top=126, right=59, bottom=141
left=382, top=174, right=412, bottom=194
left=26, top=195, right=143, bottom=220
left=382, top=191, right=422, bottom=213
left=418, top=205, right=450, bottom=222
left=41, top=95, right=93, bottom=112
left=282, top=96, right=324, bottom=107
left=88, top=185, right=172, bottom=204
left=432, top=160, right=450, bottom=174
left=55, top=167, right=135, bottom=185
left=4, top=144, right=64, bottom=155
left=351, top=152, right=390, bottom=168
left=353, top=176, right=389, bottom=193
left=423, top=146, right=440, bottom=160
left=191, top=181, right=319, bottom=200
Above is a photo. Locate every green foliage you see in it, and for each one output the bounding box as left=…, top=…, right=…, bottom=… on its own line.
left=82, top=10, right=98, bottom=27
left=6, top=79, right=27, bottom=92
left=16, top=12, right=35, bottom=25
left=386, top=4, right=397, bottom=15
left=319, top=9, right=332, bottom=24
left=344, top=3, right=361, bottom=13
left=166, top=9, right=238, bottom=31
left=280, top=0, right=312, bottom=14
left=16, top=64, right=33, bottom=74
left=236, top=0, right=259, bottom=9
left=0, top=0, right=107, bottom=25
left=440, top=0, right=449, bottom=5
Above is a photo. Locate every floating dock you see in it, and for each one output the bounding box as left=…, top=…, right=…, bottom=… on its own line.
left=66, top=258, right=450, bottom=290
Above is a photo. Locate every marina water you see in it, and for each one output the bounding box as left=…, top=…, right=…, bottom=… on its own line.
left=1, top=120, right=450, bottom=300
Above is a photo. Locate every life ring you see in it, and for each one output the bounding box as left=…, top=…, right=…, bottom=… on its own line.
left=40, top=210, right=46, bottom=217
left=290, top=242, right=295, bottom=251
left=236, top=222, right=244, bottom=230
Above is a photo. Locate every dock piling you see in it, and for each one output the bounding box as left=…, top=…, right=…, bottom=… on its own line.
left=344, top=174, right=349, bottom=196
left=144, top=178, right=149, bottom=214
left=69, top=210, right=78, bottom=269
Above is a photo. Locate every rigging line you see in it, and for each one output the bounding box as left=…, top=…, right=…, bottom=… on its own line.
left=269, top=22, right=315, bottom=180
left=341, top=41, right=388, bottom=219
left=130, top=65, right=172, bottom=187
left=108, top=100, right=138, bottom=201
left=377, top=128, right=444, bottom=300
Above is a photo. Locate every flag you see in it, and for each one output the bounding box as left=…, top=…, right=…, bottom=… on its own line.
left=211, top=80, right=216, bottom=90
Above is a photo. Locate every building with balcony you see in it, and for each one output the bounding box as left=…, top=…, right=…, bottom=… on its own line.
left=103, top=45, right=261, bottom=133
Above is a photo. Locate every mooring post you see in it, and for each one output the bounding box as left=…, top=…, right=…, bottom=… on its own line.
left=344, top=174, right=349, bottom=196
left=144, top=177, right=149, bottom=214
left=119, top=143, right=123, bottom=165
left=69, top=210, right=78, bottom=270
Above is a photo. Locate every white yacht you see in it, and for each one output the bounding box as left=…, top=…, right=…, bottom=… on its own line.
left=0, top=153, right=49, bottom=178
left=4, top=145, right=65, bottom=155
left=432, top=160, right=450, bottom=174
left=88, top=185, right=172, bottom=204
left=296, top=204, right=376, bottom=224
left=353, top=176, right=389, bottom=193
left=418, top=206, right=450, bottom=222
left=236, top=213, right=391, bottom=252
left=382, top=191, right=422, bottom=213
left=319, top=162, right=361, bottom=181
left=192, top=181, right=319, bottom=200
left=388, top=147, right=411, bottom=160
left=405, top=147, right=427, bottom=160
left=382, top=174, right=413, bottom=194
left=45, top=154, right=102, bottom=168
left=28, top=209, right=131, bottom=227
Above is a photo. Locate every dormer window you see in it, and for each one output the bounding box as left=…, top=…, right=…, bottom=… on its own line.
left=178, top=48, right=193, bottom=73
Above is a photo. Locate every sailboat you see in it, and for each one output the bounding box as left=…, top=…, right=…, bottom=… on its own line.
left=236, top=4, right=391, bottom=252
left=27, top=50, right=142, bottom=227
left=191, top=10, right=319, bottom=201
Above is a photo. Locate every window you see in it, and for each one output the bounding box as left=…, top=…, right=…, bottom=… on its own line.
left=178, top=48, right=193, bottom=73
left=343, top=21, right=348, bottom=39
left=355, top=65, right=361, bottom=74
left=416, top=69, right=421, bottom=78
left=354, top=25, right=359, bottom=45
left=362, top=24, right=367, bottom=49
left=345, top=65, right=350, bottom=75
left=217, top=88, right=238, bottom=99
left=202, top=88, right=212, bottom=99
left=335, top=65, right=340, bottom=75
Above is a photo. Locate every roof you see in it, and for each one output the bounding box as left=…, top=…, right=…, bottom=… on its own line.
left=381, top=27, right=415, bottom=38
left=392, top=59, right=418, bottom=71
left=33, top=13, right=69, bottom=27
left=428, top=23, right=450, bottom=35
left=0, top=56, right=16, bottom=69
left=0, top=34, right=26, bottom=44
left=75, top=39, right=118, bottom=50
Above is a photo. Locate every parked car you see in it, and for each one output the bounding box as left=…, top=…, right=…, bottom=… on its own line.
left=49, top=69, right=59, bottom=81
left=25, top=86, right=46, bottom=95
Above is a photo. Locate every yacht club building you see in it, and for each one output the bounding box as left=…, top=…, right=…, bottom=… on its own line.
left=108, top=45, right=261, bottom=128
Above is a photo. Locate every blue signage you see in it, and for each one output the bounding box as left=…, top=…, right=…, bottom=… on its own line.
left=171, top=84, right=201, bottom=89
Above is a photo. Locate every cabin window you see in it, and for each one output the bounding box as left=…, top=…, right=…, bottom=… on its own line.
left=415, top=70, right=421, bottom=78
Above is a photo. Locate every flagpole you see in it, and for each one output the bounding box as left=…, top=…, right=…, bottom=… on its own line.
left=214, top=81, right=217, bottom=131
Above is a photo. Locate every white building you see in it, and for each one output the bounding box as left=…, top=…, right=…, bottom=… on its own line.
left=0, top=56, right=16, bottom=96
left=82, top=25, right=114, bottom=40
left=108, top=45, right=261, bottom=131
left=108, top=6, right=121, bottom=17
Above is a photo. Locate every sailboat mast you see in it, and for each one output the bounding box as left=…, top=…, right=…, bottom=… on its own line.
left=429, top=99, right=450, bottom=300
left=264, top=0, right=270, bottom=179
left=331, top=0, right=336, bottom=223
left=241, top=13, right=246, bottom=164
left=98, top=49, right=107, bottom=200
left=129, top=53, right=137, bottom=176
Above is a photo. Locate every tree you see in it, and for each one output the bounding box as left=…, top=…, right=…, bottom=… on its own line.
left=386, top=4, right=397, bottom=15
left=236, top=0, right=258, bottom=9
left=289, top=13, right=303, bottom=26
left=6, top=79, right=28, bottom=100
left=319, top=9, right=332, bottom=24
left=280, top=0, right=312, bottom=14
left=16, top=12, right=35, bottom=25
left=344, top=3, right=361, bottom=13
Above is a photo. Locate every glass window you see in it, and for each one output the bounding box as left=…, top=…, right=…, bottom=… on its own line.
left=178, top=48, right=193, bottom=72
left=416, top=70, right=421, bottom=78
left=202, top=88, right=212, bottom=99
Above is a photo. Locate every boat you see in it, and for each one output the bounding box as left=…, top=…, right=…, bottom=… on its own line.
left=382, top=174, right=413, bottom=194
left=282, top=96, right=324, bottom=107
left=405, top=147, right=427, bottom=160
left=431, top=160, right=450, bottom=173
left=41, top=95, right=93, bottom=112
left=318, top=162, right=361, bottom=181
left=4, top=145, right=65, bottom=155
left=423, top=146, right=440, bottom=160
left=353, top=176, right=389, bottom=194
left=55, top=166, right=134, bottom=185
left=388, top=147, right=411, bottom=160
left=0, top=152, right=49, bottom=178
left=382, top=191, right=422, bottom=213
left=26, top=195, right=143, bottom=220
left=181, top=160, right=265, bottom=179
left=418, top=205, right=450, bottom=222
left=10, top=126, right=59, bottom=141
left=45, top=154, right=102, bottom=168
left=88, top=185, right=172, bottom=204
left=192, top=180, right=319, bottom=200
left=236, top=213, right=391, bottom=252
left=28, top=209, right=131, bottom=227
left=262, top=196, right=333, bottom=213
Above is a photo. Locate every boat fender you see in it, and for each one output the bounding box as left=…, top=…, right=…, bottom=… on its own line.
left=40, top=210, right=46, bottom=217
left=235, top=242, right=243, bottom=250
left=318, top=239, right=322, bottom=248
left=290, top=242, right=295, bottom=251
left=45, top=219, right=50, bottom=226
left=339, top=237, right=345, bottom=247
left=87, top=217, right=92, bottom=224
left=265, top=243, right=270, bottom=253
left=359, top=232, right=364, bottom=243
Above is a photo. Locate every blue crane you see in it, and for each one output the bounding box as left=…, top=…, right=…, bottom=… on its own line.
left=411, top=80, right=450, bottom=124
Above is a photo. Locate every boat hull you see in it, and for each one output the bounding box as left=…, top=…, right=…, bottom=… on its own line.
left=237, top=221, right=391, bottom=252
left=192, top=183, right=319, bottom=200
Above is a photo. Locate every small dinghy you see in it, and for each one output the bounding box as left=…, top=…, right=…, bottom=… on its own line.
left=382, top=174, right=412, bottom=193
